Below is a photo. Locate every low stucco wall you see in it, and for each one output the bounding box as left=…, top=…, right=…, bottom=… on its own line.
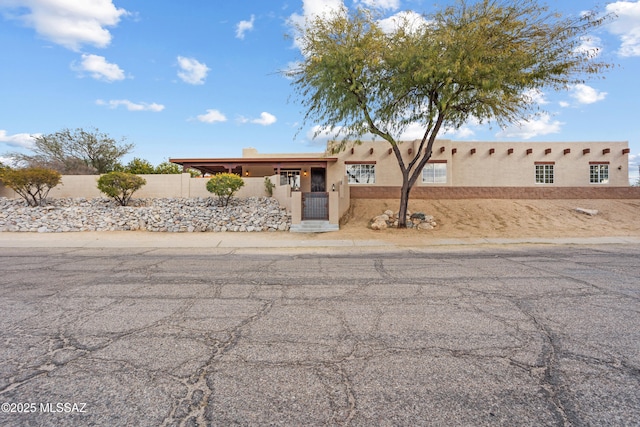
left=0, top=173, right=275, bottom=200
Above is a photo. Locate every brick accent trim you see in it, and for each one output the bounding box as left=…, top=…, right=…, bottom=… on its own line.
left=349, top=186, right=640, bottom=199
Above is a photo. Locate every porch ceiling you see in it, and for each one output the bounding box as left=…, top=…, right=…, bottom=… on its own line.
left=169, top=157, right=338, bottom=174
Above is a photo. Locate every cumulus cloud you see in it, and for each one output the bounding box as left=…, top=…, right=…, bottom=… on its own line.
left=196, top=109, right=227, bottom=123
left=570, top=84, right=607, bottom=104
left=72, top=54, right=125, bottom=82
left=288, top=0, right=345, bottom=49
left=576, top=35, right=602, bottom=58
left=236, top=15, right=255, bottom=39
left=0, top=130, right=37, bottom=148
left=522, top=88, right=549, bottom=105
left=606, top=1, right=640, bottom=57
left=0, top=0, right=128, bottom=51
left=177, top=56, right=210, bottom=85
left=241, top=112, right=277, bottom=126
left=357, top=0, right=399, bottom=11
left=496, top=113, right=563, bottom=139
left=377, top=10, right=428, bottom=34
left=96, top=99, right=164, bottom=112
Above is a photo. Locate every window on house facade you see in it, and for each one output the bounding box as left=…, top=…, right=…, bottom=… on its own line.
left=590, top=164, right=609, bottom=184
left=535, top=164, right=554, bottom=184
left=346, top=164, right=375, bottom=184
left=280, top=169, right=301, bottom=189
left=422, top=163, right=447, bottom=183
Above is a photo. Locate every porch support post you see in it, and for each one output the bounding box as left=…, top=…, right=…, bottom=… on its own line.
left=291, top=191, right=302, bottom=225
left=329, top=191, right=339, bottom=225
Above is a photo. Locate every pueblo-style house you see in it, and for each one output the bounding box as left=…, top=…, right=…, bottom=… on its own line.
left=170, top=139, right=633, bottom=232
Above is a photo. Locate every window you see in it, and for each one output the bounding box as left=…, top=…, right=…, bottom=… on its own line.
left=590, top=164, right=609, bottom=184
left=346, top=164, right=375, bottom=184
left=535, top=164, right=554, bottom=184
left=280, top=170, right=300, bottom=189
left=422, top=163, right=447, bottom=183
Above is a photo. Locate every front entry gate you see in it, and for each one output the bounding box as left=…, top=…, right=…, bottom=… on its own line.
left=302, top=192, right=329, bottom=220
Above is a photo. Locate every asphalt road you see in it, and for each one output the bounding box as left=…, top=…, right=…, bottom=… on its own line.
left=0, top=244, right=639, bottom=426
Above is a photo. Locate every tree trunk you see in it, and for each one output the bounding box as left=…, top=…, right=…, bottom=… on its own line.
left=397, top=172, right=411, bottom=228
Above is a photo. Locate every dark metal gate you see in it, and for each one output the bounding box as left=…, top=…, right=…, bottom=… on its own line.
left=302, top=192, right=329, bottom=220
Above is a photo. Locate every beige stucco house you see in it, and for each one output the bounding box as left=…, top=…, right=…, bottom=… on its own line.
left=169, top=139, right=633, bottom=230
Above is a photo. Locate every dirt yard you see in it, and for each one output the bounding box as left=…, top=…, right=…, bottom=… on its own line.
left=328, top=199, right=640, bottom=241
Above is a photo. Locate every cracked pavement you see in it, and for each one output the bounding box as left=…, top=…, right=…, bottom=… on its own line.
left=0, top=244, right=639, bottom=426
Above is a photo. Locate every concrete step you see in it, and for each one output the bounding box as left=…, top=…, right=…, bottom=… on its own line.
left=289, top=220, right=339, bottom=233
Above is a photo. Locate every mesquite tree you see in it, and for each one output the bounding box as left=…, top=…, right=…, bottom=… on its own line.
left=288, top=0, right=612, bottom=227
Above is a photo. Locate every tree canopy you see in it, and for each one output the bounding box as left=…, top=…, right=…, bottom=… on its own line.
left=0, top=167, right=62, bottom=207
left=288, top=0, right=612, bottom=226
left=7, top=127, right=133, bottom=175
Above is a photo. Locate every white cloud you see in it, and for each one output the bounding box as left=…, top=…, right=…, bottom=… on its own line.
left=96, top=99, right=164, bottom=112
left=559, top=101, right=570, bottom=108
left=0, top=130, right=37, bottom=148
left=523, top=88, right=549, bottom=105
left=177, top=56, right=210, bottom=85
left=378, top=10, right=428, bottom=34
left=0, top=0, right=128, bottom=51
left=496, top=113, right=563, bottom=139
left=288, top=0, right=345, bottom=50
left=576, top=35, right=602, bottom=58
left=250, top=112, right=277, bottom=126
left=357, top=0, right=400, bottom=11
left=236, top=15, right=255, bottom=39
left=197, top=109, right=227, bottom=123
left=606, top=1, right=640, bottom=57
left=570, top=84, right=607, bottom=104
left=73, top=54, right=125, bottom=82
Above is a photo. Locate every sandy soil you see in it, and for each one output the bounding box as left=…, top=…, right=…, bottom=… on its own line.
left=324, top=199, right=640, bottom=241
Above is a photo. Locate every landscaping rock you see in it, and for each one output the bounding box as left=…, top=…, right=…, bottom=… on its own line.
left=575, top=207, right=599, bottom=216
left=0, top=197, right=291, bottom=233
left=370, top=210, right=437, bottom=231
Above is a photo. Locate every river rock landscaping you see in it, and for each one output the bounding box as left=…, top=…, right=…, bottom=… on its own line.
left=370, top=209, right=438, bottom=230
left=0, top=197, right=291, bottom=232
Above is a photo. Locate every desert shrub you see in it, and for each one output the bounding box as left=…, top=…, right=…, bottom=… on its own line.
left=0, top=167, right=61, bottom=206
left=264, top=176, right=276, bottom=197
left=97, top=171, right=146, bottom=206
left=206, top=173, right=245, bottom=207
left=123, top=158, right=155, bottom=174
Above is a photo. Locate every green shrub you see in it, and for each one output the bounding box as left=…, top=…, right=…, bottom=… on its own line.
left=97, top=171, right=146, bottom=206
left=154, top=161, right=183, bottom=174
left=264, top=176, right=276, bottom=197
left=206, top=173, right=245, bottom=206
left=124, top=158, right=155, bottom=174
left=0, top=167, right=62, bottom=207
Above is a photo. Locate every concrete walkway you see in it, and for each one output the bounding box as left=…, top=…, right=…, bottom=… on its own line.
left=1, top=231, right=639, bottom=250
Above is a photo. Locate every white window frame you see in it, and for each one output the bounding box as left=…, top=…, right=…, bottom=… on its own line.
left=590, top=164, right=609, bottom=184
left=535, top=164, right=554, bottom=184
left=422, top=162, right=447, bottom=184
left=346, top=164, right=375, bottom=184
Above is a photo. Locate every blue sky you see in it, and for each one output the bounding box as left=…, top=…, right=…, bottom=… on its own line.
left=1, top=0, right=639, bottom=182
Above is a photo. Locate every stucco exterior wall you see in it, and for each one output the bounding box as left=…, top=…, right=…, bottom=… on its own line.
left=327, top=140, right=630, bottom=188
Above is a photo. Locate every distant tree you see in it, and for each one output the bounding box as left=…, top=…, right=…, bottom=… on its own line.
left=124, top=158, right=155, bottom=174
left=97, top=172, right=146, bottom=206
left=6, top=127, right=133, bottom=175
left=0, top=167, right=62, bottom=207
left=155, top=161, right=183, bottom=174
left=288, top=0, right=612, bottom=227
left=206, top=173, right=245, bottom=207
